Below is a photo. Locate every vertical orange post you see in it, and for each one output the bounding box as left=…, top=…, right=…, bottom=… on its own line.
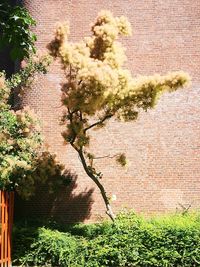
left=0, top=191, right=14, bottom=267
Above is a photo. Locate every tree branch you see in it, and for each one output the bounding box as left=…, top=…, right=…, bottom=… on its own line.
left=67, top=107, right=77, bottom=147
left=84, top=114, right=112, bottom=133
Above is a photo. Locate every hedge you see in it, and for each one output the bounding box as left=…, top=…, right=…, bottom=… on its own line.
left=13, top=212, right=200, bottom=266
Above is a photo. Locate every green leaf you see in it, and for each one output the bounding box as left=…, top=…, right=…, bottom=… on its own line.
left=10, top=48, right=24, bottom=61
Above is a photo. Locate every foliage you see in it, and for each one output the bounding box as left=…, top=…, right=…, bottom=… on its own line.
left=7, top=55, right=51, bottom=92
left=0, top=0, right=37, bottom=60
left=0, top=1, right=65, bottom=197
left=116, top=153, right=128, bottom=167
left=49, top=10, right=190, bottom=220
left=19, top=228, right=85, bottom=267
left=13, top=211, right=200, bottom=267
left=0, top=56, right=52, bottom=195
left=0, top=103, right=42, bottom=191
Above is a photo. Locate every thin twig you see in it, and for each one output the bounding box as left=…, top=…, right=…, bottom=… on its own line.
left=93, top=153, right=119, bottom=160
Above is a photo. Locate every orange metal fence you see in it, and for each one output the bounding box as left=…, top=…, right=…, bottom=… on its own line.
left=0, top=191, right=14, bottom=267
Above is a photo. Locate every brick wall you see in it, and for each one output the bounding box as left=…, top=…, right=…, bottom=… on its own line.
left=15, top=0, right=200, bottom=223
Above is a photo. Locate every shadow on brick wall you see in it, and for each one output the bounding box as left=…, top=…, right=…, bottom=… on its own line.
left=14, top=169, right=94, bottom=224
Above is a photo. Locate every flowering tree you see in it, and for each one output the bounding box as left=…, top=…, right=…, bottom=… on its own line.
left=0, top=56, right=52, bottom=197
left=49, top=11, right=190, bottom=221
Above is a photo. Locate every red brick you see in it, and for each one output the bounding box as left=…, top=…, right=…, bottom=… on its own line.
left=15, top=0, right=200, bottom=223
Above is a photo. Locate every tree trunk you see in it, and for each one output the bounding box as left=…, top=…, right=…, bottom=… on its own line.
left=78, top=150, right=115, bottom=222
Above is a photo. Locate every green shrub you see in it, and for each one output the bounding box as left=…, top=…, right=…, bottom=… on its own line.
left=19, top=228, right=86, bottom=267
left=13, top=212, right=200, bottom=267
left=12, top=225, right=37, bottom=264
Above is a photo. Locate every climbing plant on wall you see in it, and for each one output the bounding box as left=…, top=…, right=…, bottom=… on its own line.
left=0, top=0, right=37, bottom=60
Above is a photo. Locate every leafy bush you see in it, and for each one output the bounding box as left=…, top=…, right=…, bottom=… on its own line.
left=0, top=56, right=51, bottom=196
left=13, top=212, right=200, bottom=267
left=0, top=0, right=37, bottom=60
left=19, top=228, right=86, bottom=267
